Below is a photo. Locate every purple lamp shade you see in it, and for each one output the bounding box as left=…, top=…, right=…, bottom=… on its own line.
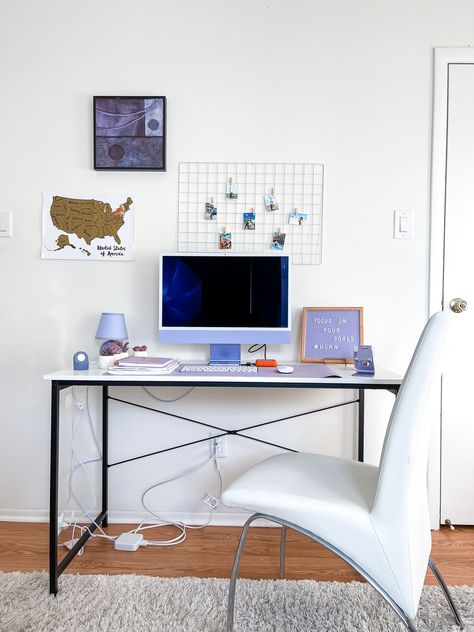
left=95, top=312, right=128, bottom=340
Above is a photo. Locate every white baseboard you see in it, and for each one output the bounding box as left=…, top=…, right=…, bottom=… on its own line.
left=0, top=508, right=273, bottom=528
left=0, top=509, right=51, bottom=523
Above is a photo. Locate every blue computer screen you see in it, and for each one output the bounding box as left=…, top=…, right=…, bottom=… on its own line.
left=162, top=255, right=289, bottom=328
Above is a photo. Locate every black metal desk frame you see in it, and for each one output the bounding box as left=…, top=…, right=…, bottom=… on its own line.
left=49, top=376, right=400, bottom=595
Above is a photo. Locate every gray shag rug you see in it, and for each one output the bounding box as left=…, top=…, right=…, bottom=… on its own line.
left=0, top=572, right=473, bottom=632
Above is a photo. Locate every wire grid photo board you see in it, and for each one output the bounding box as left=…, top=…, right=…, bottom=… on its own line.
left=177, top=162, right=324, bottom=264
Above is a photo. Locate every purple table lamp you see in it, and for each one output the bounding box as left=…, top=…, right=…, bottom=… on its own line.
left=96, top=312, right=128, bottom=341
left=96, top=313, right=129, bottom=366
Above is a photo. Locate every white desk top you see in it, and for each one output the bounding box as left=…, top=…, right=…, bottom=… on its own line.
left=44, top=364, right=402, bottom=387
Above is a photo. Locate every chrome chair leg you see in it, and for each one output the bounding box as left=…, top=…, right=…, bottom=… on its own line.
left=279, top=525, right=287, bottom=579
left=227, top=514, right=259, bottom=632
left=227, top=512, right=418, bottom=632
left=428, top=558, right=465, bottom=629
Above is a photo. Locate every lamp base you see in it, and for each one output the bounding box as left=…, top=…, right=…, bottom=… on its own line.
left=98, top=352, right=129, bottom=369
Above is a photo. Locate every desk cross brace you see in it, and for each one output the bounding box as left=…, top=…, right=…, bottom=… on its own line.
left=106, top=396, right=360, bottom=468
left=49, top=381, right=389, bottom=595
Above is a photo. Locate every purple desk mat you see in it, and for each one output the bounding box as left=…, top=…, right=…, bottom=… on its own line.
left=173, top=364, right=342, bottom=378
left=257, top=364, right=341, bottom=378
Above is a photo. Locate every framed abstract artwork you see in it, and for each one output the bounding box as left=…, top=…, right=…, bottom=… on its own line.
left=94, top=96, right=166, bottom=171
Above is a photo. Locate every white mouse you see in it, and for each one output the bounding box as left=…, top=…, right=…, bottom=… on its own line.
left=277, top=365, right=294, bottom=374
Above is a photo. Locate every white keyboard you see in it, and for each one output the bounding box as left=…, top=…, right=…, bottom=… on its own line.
left=180, top=364, right=258, bottom=374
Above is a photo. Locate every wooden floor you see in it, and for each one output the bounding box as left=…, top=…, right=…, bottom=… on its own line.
left=0, top=522, right=473, bottom=585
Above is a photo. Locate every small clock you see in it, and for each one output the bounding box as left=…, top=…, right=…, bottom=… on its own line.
left=73, top=351, right=89, bottom=371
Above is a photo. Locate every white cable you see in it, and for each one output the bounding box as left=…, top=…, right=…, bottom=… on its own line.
left=142, top=386, right=195, bottom=403
left=85, top=387, right=102, bottom=456
left=71, top=386, right=102, bottom=456
left=129, top=457, right=221, bottom=538
left=143, top=536, right=187, bottom=547
left=186, top=458, right=222, bottom=530
left=140, top=454, right=214, bottom=521
left=69, top=399, right=98, bottom=513
left=65, top=387, right=115, bottom=542
left=66, top=399, right=78, bottom=504
left=136, top=457, right=213, bottom=546
left=134, top=451, right=222, bottom=546
left=65, top=386, right=221, bottom=549
left=142, top=457, right=222, bottom=534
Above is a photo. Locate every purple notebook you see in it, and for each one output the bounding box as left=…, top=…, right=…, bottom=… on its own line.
left=117, top=356, right=176, bottom=368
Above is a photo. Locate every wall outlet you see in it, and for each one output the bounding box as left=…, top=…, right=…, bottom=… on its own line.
left=209, top=433, right=227, bottom=458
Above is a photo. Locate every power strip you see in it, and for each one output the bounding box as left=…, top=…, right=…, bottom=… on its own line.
left=114, top=533, right=144, bottom=551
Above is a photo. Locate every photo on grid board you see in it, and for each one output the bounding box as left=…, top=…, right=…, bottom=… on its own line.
left=219, top=231, right=232, bottom=249
left=205, top=202, right=217, bottom=220
left=271, top=231, right=286, bottom=251
left=288, top=211, right=308, bottom=226
left=225, top=178, right=238, bottom=199
left=264, top=193, right=279, bottom=211
left=243, top=211, right=256, bottom=230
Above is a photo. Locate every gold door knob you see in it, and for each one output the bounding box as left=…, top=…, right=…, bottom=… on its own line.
left=449, top=298, right=468, bottom=313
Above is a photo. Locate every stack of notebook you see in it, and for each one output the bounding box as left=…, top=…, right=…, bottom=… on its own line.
left=107, top=356, right=179, bottom=375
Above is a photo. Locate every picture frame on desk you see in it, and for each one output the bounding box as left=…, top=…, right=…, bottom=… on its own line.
left=301, top=306, right=364, bottom=363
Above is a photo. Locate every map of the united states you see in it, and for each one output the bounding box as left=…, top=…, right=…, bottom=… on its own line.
left=50, top=196, right=133, bottom=246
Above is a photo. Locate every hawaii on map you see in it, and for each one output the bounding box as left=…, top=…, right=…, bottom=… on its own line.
left=41, top=193, right=135, bottom=260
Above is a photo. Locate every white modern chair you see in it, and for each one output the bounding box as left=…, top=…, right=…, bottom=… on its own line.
left=222, top=311, right=464, bottom=632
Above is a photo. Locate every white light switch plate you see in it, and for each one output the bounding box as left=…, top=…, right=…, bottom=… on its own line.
left=0, top=211, right=12, bottom=237
left=393, top=210, right=413, bottom=239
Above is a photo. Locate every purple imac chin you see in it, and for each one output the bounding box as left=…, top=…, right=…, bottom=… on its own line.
left=159, top=330, right=291, bottom=364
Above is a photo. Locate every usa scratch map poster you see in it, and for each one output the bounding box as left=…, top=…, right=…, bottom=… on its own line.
left=41, top=193, right=135, bottom=260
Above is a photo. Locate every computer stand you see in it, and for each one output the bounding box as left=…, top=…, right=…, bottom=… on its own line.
left=209, top=344, right=241, bottom=365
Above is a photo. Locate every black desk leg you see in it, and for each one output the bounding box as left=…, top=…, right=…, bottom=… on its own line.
left=358, top=389, right=365, bottom=463
left=101, top=385, right=109, bottom=528
left=49, top=381, right=60, bottom=595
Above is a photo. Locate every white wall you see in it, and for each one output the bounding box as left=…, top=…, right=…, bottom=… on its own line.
left=1, top=0, right=473, bottom=524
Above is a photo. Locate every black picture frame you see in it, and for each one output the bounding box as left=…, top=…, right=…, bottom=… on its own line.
left=94, top=96, right=166, bottom=171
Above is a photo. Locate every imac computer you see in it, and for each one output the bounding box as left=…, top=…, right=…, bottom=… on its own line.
left=159, top=253, right=291, bottom=364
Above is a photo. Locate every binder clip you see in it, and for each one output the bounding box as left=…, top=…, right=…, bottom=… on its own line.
left=353, top=346, right=375, bottom=374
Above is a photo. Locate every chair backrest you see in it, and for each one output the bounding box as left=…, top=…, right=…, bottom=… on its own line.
left=371, top=310, right=451, bottom=616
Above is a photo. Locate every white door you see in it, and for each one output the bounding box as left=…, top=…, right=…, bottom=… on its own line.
left=435, top=60, right=474, bottom=525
